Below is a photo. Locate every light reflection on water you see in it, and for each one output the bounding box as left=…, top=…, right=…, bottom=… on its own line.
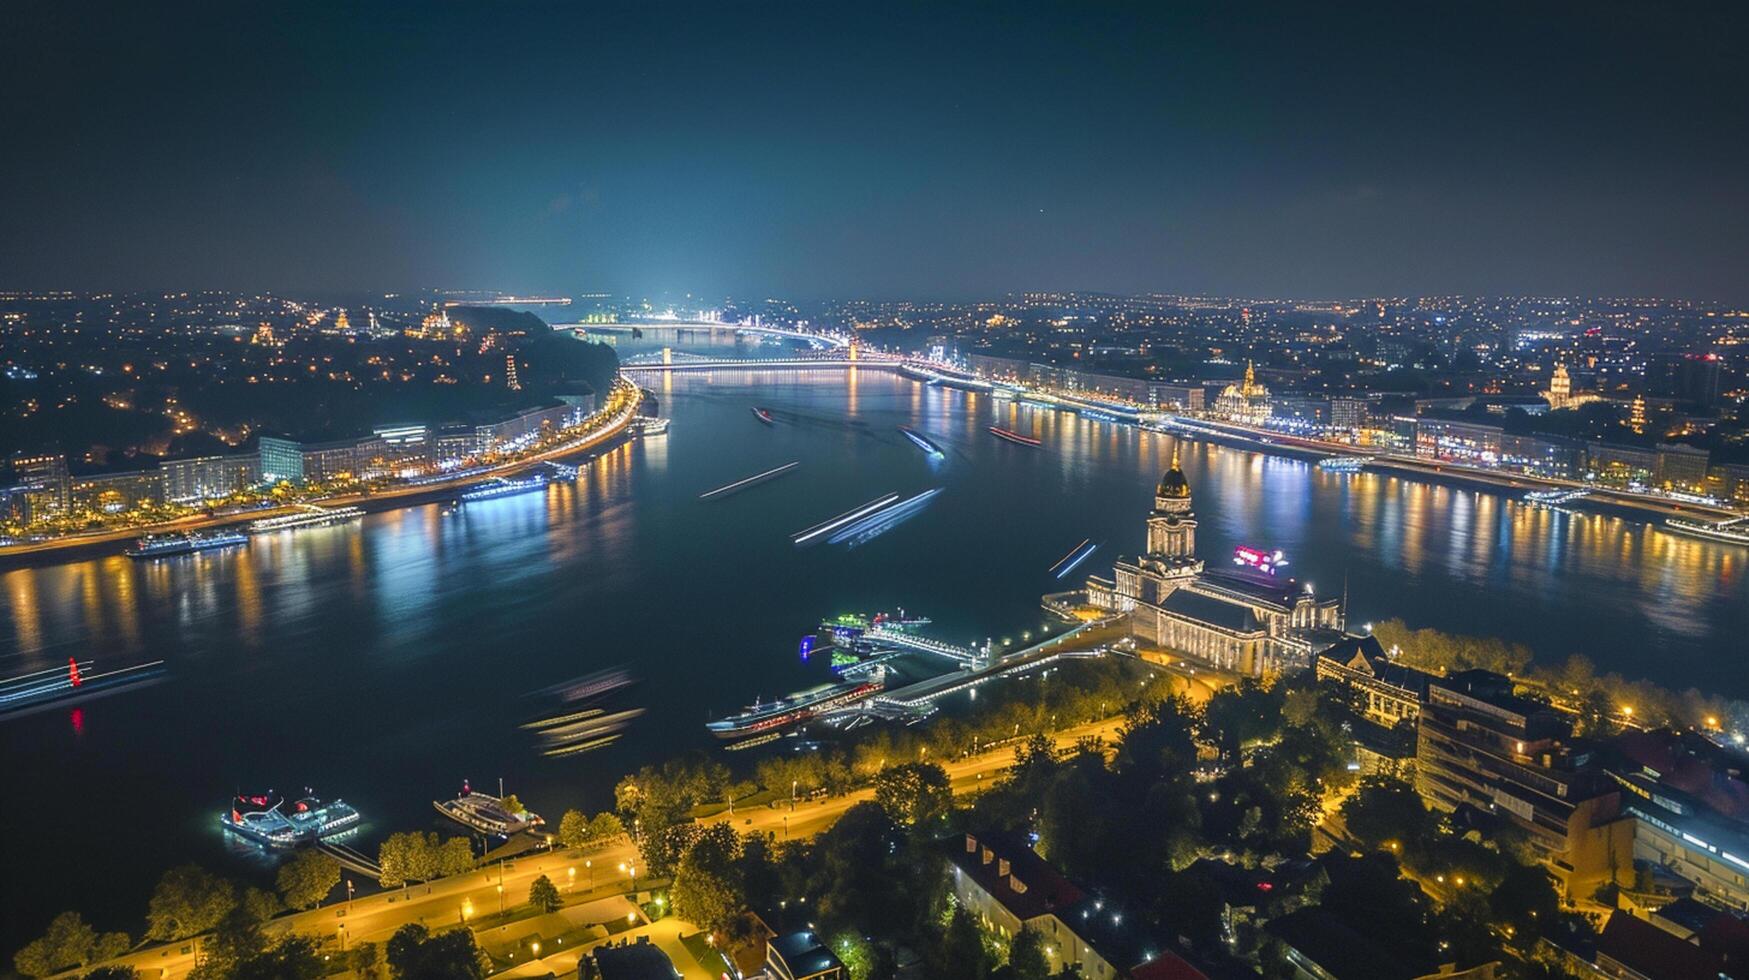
left=0, top=363, right=1743, bottom=946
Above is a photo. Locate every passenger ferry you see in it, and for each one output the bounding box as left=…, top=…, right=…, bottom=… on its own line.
left=633, top=416, right=670, bottom=436
left=818, top=610, right=931, bottom=646
left=125, top=529, right=249, bottom=559
left=434, top=780, right=544, bottom=837
left=988, top=426, right=1042, bottom=447
left=1666, top=515, right=1749, bottom=546
left=460, top=474, right=550, bottom=502
left=221, top=790, right=361, bottom=848
left=706, top=678, right=885, bottom=740
left=1316, top=455, right=1373, bottom=473
left=248, top=505, right=364, bottom=535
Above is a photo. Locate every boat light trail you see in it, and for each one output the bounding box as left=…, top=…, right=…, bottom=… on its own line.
left=792, top=492, right=900, bottom=544
left=1055, top=540, right=1101, bottom=579
left=1047, top=538, right=1091, bottom=575
left=698, top=460, right=801, bottom=499
left=828, top=488, right=943, bottom=546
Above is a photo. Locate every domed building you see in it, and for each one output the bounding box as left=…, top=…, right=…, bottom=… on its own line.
left=1213, top=361, right=1272, bottom=423
left=1085, top=448, right=1346, bottom=677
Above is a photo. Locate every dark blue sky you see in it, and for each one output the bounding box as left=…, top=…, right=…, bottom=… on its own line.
left=3, top=2, right=1746, bottom=301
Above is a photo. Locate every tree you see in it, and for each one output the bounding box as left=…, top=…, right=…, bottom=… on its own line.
left=586, top=812, right=626, bottom=843
left=386, top=924, right=486, bottom=980
left=1007, top=926, right=1049, bottom=980
left=1116, top=694, right=1201, bottom=779
left=228, top=935, right=324, bottom=980
left=935, top=907, right=988, bottom=980
left=558, top=809, right=589, bottom=848
left=436, top=837, right=475, bottom=877
left=671, top=824, right=744, bottom=934
left=1340, top=776, right=1435, bottom=853
left=348, top=941, right=380, bottom=979
left=14, top=912, right=100, bottom=977
left=276, top=849, right=341, bottom=910
left=501, top=794, right=526, bottom=816
left=145, top=865, right=237, bottom=942
left=528, top=875, right=562, bottom=914
left=872, top=762, right=952, bottom=827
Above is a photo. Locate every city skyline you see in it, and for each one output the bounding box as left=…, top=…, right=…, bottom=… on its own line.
left=3, top=3, right=1748, bottom=301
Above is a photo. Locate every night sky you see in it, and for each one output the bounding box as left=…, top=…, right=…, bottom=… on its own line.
left=3, top=2, right=1746, bottom=301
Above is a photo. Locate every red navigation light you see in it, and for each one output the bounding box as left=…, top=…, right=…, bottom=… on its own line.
left=67, top=657, right=82, bottom=687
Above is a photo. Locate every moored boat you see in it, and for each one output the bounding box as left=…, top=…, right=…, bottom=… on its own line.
left=706, top=678, right=884, bottom=740
left=434, top=779, right=544, bottom=837
left=248, top=505, right=365, bottom=534
left=221, top=790, right=361, bottom=848
left=1666, top=515, right=1749, bottom=546
left=125, top=530, right=249, bottom=559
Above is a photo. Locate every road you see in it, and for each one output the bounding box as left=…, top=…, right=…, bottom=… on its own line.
left=102, top=709, right=1159, bottom=978
left=0, top=383, right=644, bottom=563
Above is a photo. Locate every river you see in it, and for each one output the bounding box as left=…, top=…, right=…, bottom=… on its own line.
left=2, top=333, right=1745, bottom=944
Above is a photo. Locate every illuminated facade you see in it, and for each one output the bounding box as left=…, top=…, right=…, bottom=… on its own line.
left=1212, top=362, right=1271, bottom=423
left=1087, top=452, right=1343, bottom=677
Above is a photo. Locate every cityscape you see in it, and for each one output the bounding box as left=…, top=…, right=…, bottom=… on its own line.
left=3, top=5, right=1749, bottom=980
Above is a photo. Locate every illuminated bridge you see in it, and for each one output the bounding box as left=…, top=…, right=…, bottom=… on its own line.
left=555, top=320, right=852, bottom=349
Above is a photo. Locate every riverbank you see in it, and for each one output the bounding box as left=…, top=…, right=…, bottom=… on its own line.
left=0, top=381, right=646, bottom=569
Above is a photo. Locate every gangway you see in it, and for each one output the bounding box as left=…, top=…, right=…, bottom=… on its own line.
left=316, top=839, right=384, bottom=879
left=860, top=627, right=986, bottom=667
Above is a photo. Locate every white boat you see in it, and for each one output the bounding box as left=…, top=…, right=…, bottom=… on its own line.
left=248, top=505, right=364, bottom=534
left=434, top=780, right=543, bottom=837
left=1666, top=515, right=1749, bottom=546
left=1317, top=455, right=1373, bottom=472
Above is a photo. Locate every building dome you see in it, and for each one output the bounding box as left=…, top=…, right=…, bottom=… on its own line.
left=1157, top=448, right=1191, bottom=499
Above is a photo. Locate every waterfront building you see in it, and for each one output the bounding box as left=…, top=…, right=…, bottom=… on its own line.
left=1654, top=443, right=1711, bottom=494
left=1211, top=362, right=1271, bottom=423
left=1087, top=452, right=1344, bottom=676
left=161, top=454, right=261, bottom=503
left=472, top=402, right=578, bottom=454
left=1329, top=397, right=1369, bottom=432
left=70, top=469, right=164, bottom=513
left=1499, top=432, right=1585, bottom=480
left=1415, top=419, right=1503, bottom=466
left=965, top=353, right=1205, bottom=410
left=1313, top=635, right=1434, bottom=728
left=1586, top=442, right=1660, bottom=489
left=1710, top=463, right=1749, bottom=507
left=258, top=436, right=304, bottom=483
left=299, top=436, right=387, bottom=483
left=8, top=451, right=70, bottom=519
left=947, top=832, right=1206, bottom=980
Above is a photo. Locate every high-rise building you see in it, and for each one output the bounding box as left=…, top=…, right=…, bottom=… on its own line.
left=259, top=436, right=304, bottom=484
left=9, top=452, right=70, bottom=520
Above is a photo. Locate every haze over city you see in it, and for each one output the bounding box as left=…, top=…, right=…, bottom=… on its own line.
left=3, top=2, right=1748, bottom=300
